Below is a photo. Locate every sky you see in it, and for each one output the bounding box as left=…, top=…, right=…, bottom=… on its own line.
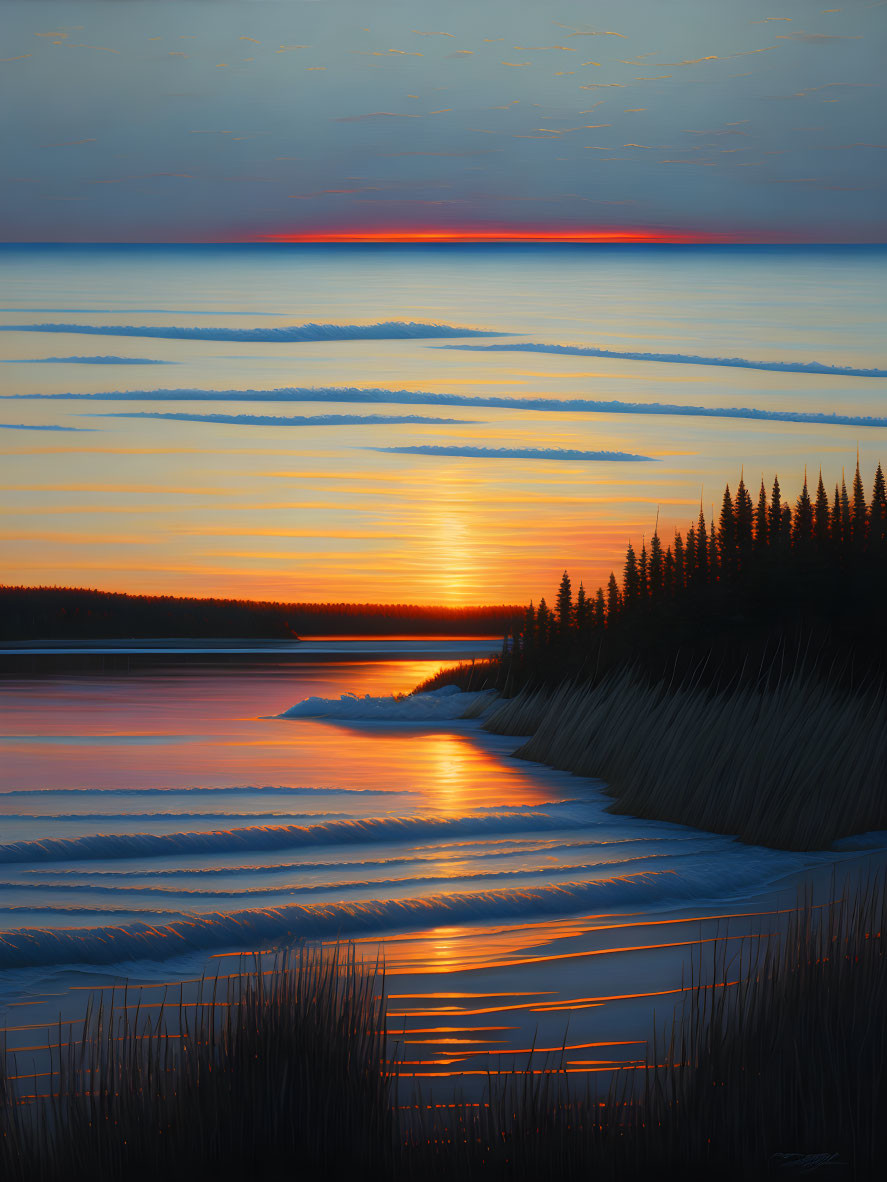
left=3, top=0, right=886, bottom=243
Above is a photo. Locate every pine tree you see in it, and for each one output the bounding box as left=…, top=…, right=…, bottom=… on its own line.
left=593, top=586, right=605, bottom=629
left=792, top=471, right=813, bottom=547
left=851, top=457, right=867, bottom=548
left=735, top=475, right=754, bottom=558
left=709, top=513, right=719, bottom=582
left=663, top=546, right=675, bottom=596
left=695, top=508, right=709, bottom=583
left=673, top=531, right=685, bottom=589
left=623, top=543, right=640, bottom=606
left=555, top=570, right=573, bottom=637
left=870, top=464, right=887, bottom=550
left=649, top=529, right=664, bottom=597
left=769, top=476, right=783, bottom=546
left=814, top=472, right=830, bottom=547
left=754, top=480, right=768, bottom=552
left=685, top=525, right=697, bottom=578
left=718, top=484, right=737, bottom=577
left=575, top=581, right=588, bottom=637
left=831, top=484, right=843, bottom=546
left=606, top=572, right=620, bottom=618
left=536, top=597, right=551, bottom=647
left=781, top=502, right=792, bottom=546
left=639, top=542, right=649, bottom=600
left=521, top=601, right=535, bottom=656
left=840, top=475, right=851, bottom=544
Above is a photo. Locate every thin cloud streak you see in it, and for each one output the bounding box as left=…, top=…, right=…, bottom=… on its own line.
left=366, top=445, right=655, bottom=462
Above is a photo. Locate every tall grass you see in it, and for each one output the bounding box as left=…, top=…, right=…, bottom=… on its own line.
left=483, top=668, right=887, bottom=849
left=0, top=945, right=392, bottom=1182
left=3, top=879, right=886, bottom=1179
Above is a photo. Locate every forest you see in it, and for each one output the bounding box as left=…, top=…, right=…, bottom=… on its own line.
left=0, top=587, right=521, bottom=642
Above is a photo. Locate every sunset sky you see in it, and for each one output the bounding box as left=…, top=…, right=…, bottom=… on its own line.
left=3, top=0, right=885, bottom=244
left=1, top=2, right=885, bottom=608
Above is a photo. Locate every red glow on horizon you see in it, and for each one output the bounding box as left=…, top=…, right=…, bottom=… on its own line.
left=258, top=224, right=737, bottom=245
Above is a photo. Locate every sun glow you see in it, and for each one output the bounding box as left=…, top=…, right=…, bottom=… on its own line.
left=258, top=224, right=734, bottom=245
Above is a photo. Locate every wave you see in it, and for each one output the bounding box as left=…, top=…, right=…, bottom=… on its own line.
left=280, top=686, right=494, bottom=721
left=0, top=853, right=695, bottom=899
left=0, top=808, right=586, bottom=866
left=368, top=445, right=654, bottom=463
left=23, top=836, right=688, bottom=879
left=0, top=859, right=807, bottom=970
left=96, top=411, right=476, bottom=428
left=0, top=321, right=505, bottom=343
left=437, top=342, right=887, bottom=379
left=16, top=386, right=887, bottom=430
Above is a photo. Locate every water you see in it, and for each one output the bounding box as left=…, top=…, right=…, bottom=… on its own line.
left=2, top=244, right=885, bottom=604
left=4, top=651, right=882, bottom=1088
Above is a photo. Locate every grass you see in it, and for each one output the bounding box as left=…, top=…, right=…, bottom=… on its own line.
left=481, top=667, right=887, bottom=849
left=2, top=878, right=886, bottom=1179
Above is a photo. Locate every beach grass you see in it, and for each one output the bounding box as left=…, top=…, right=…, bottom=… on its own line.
left=482, top=667, right=887, bottom=849
left=2, top=878, right=885, bottom=1179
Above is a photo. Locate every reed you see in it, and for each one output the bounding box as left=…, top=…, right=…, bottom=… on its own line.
left=3, top=880, right=886, bottom=1180
left=0, top=944, right=392, bottom=1182
left=483, top=668, right=887, bottom=849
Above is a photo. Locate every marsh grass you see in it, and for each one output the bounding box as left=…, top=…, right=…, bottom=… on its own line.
left=0, top=944, right=392, bottom=1182
left=483, top=669, right=887, bottom=849
left=2, top=882, right=886, bottom=1180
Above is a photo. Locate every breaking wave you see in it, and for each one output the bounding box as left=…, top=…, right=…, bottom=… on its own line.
left=0, top=808, right=586, bottom=866
left=0, top=858, right=810, bottom=970
left=279, top=686, right=494, bottom=721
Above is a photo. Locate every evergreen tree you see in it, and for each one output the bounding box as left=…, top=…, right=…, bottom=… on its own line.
left=673, top=531, right=685, bottom=589
left=649, top=529, right=664, bottom=597
left=814, top=472, right=830, bottom=547
left=840, top=476, right=851, bottom=544
left=555, top=570, right=573, bottom=637
left=781, top=502, right=792, bottom=546
left=718, top=484, right=737, bottom=576
left=623, top=543, right=640, bottom=606
left=593, top=586, right=605, bottom=629
left=685, top=525, right=697, bottom=578
left=870, top=464, right=887, bottom=550
left=754, top=480, right=768, bottom=552
left=695, top=509, right=709, bottom=583
left=536, top=597, right=551, bottom=647
left=522, top=600, right=536, bottom=656
left=735, top=475, right=754, bottom=557
left=851, top=457, right=867, bottom=548
left=639, top=542, right=649, bottom=600
left=709, top=514, right=719, bottom=582
left=663, top=546, right=675, bottom=597
left=575, top=581, right=588, bottom=637
left=606, top=572, right=620, bottom=618
left=769, top=476, right=783, bottom=546
left=831, top=484, right=843, bottom=546
left=792, top=471, right=813, bottom=548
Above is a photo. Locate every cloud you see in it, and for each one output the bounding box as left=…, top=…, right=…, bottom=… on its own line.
left=0, top=423, right=90, bottom=432
left=334, top=111, right=423, bottom=122
left=367, top=445, right=654, bottom=462
left=93, top=412, right=480, bottom=428
left=17, top=385, right=887, bottom=431
left=775, top=31, right=861, bottom=42
left=0, top=356, right=171, bottom=365
left=0, top=321, right=506, bottom=343
left=436, top=342, right=887, bottom=378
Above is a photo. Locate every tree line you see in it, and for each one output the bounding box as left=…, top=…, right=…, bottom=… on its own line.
left=0, top=587, right=523, bottom=641
left=509, top=459, right=887, bottom=685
